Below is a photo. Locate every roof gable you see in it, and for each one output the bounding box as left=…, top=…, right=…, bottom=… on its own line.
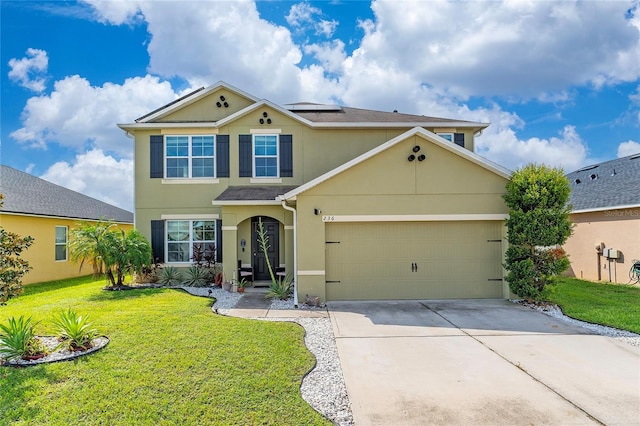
left=136, top=81, right=259, bottom=123
left=283, top=127, right=511, bottom=200
left=0, top=165, right=133, bottom=223
left=567, top=153, right=640, bottom=212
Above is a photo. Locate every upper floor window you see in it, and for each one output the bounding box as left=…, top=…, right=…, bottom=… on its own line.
left=165, top=135, right=215, bottom=178
left=436, top=132, right=464, bottom=147
left=253, top=135, right=279, bottom=178
left=437, top=133, right=453, bottom=142
left=166, top=220, right=216, bottom=263
left=55, top=226, right=67, bottom=261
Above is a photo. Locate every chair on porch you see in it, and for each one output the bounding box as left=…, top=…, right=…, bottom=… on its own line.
left=275, top=264, right=286, bottom=280
left=238, top=260, right=253, bottom=282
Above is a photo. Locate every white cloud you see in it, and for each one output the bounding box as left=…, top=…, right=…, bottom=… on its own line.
left=11, top=75, right=176, bottom=156
left=286, top=2, right=321, bottom=27
left=8, top=48, right=49, bottom=92
left=40, top=149, right=134, bottom=211
left=344, top=0, right=640, bottom=99
left=617, top=140, right=640, bottom=157
left=476, top=125, right=588, bottom=172
left=80, top=0, right=142, bottom=25
left=304, top=40, right=346, bottom=74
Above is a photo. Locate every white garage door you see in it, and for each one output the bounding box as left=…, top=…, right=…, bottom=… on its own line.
left=325, top=221, right=504, bottom=300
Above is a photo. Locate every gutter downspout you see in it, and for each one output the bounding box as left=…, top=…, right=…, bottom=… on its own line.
left=280, top=199, right=298, bottom=307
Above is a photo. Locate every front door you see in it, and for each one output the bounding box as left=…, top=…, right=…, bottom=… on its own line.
left=252, top=217, right=279, bottom=281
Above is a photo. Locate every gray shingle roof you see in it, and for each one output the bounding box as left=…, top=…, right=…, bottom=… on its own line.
left=566, top=153, right=640, bottom=211
left=0, top=165, right=133, bottom=223
left=291, top=106, right=479, bottom=124
left=215, top=185, right=299, bottom=202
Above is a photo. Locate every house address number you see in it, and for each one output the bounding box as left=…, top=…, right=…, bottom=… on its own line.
left=322, top=216, right=335, bottom=222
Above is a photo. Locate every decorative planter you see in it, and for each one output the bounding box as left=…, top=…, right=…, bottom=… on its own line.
left=222, top=281, right=232, bottom=291
left=237, top=287, right=245, bottom=293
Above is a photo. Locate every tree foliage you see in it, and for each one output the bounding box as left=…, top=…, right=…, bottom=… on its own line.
left=0, top=194, right=34, bottom=304
left=503, top=164, right=573, bottom=299
left=69, top=220, right=152, bottom=288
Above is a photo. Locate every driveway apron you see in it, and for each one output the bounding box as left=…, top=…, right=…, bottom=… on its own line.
left=328, top=299, right=640, bottom=426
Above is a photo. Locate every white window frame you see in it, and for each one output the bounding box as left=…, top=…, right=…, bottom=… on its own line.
left=165, top=219, right=217, bottom=264
left=252, top=134, right=279, bottom=178
left=437, top=133, right=454, bottom=142
left=164, top=135, right=215, bottom=179
left=55, top=226, right=67, bottom=262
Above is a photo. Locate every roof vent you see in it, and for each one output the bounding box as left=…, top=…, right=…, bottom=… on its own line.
left=630, top=154, right=640, bottom=160
left=574, top=179, right=581, bottom=184
left=576, top=165, right=599, bottom=172
left=590, top=174, right=598, bottom=180
left=611, top=169, right=617, bottom=176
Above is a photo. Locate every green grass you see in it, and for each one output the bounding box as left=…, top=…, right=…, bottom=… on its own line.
left=0, top=277, right=329, bottom=425
left=546, top=277, right=640, bottom=334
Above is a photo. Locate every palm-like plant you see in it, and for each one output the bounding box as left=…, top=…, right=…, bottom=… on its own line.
left=51, top=309, right=98, bottom=351
left=0, top=316, right=46, bottom=360
left=69, top=221, right=152, bottom=288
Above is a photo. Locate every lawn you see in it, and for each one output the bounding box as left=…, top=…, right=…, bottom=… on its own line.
left=0, top=276, right=330, bottom=425
left=546, top=277, right=640, bottom=334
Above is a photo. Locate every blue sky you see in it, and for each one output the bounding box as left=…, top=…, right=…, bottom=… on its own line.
left=2, top=0, right=639, bottom=211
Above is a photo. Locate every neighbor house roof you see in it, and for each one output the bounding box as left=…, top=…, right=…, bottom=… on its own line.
left=0, top=165, right=133, bottom=223
left=213, top=185, right=299, bottom=206
left=566, top=153, right=640, bottom=212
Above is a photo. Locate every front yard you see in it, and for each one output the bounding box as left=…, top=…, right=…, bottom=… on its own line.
left=0, top=276, right=330, bottom=425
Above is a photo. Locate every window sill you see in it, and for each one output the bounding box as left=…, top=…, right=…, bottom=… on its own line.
left=161, top=178, right=220, bottom=184
left=250, top=178, right=282, bottom=184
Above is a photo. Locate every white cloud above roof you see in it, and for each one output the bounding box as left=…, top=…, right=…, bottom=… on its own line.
left=8, top=48, right=49, bottom=92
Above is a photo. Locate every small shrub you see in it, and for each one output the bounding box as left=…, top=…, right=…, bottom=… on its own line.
left=265, top=273, right=294, bottom=300
left=0, top=315, right=46, bottom=360
left=51, top=309, right=99, bottom=351
left=183, top=266, right=211, bottom=287
left=157, top=266, right=183, bottom=287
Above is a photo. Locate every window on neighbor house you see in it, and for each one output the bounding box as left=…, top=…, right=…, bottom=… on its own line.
left=55, top=226, right=67, bottom=261
left=166, top=220, right=216, bottom=263
left=165, top=135, right=215, bottom=178
left=253, top=135, right=279, bottom=178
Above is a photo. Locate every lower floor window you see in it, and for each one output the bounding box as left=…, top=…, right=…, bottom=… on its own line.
left=55, top=226, right=67, bottom=261
left=166, top=220, right=216, bottom=263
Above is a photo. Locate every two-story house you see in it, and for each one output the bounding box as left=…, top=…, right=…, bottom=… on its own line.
left=119, top=82, right=511, bottom=303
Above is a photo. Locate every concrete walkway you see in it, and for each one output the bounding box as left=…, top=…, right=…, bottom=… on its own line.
left=328, top=299, right=640, bottom=426
left=226, top=291, right=328, bottom=319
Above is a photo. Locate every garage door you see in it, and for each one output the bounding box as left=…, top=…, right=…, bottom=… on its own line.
left=325, top=221, right=504, bottom=300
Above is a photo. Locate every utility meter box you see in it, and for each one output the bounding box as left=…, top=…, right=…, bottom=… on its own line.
left=604, top=248, right=620, bottom=259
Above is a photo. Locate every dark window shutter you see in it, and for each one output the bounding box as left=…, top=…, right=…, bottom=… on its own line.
left=280, top=135, right=293, bottom=177
left=216, top=135, right=230, bottom=178
left=239, top=135, right=252, bottom=177
left=150, top=135, right=164, bottom=178
left=216, top=220, right=223, bottom=263
left=150, top=220, right=165, bottom=263
left=454, top=133, right=465, bottom=148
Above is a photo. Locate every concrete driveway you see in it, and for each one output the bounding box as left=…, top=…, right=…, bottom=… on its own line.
left=328, top=299, right=640, bottom=425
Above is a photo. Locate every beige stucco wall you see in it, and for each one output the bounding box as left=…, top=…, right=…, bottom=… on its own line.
left=564, top=208, right=640, bottom=283
left=158, top=89, right=255, bottom=122
left=293, top=133, right=509, bottom=300
left=0, top=213, right=132, bottom=285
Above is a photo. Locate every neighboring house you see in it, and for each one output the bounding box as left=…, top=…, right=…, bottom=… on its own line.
left=118, top=82, right=511, bottom=302
left=0, top=165, right=133, bottom=284
left=564, top=154, right=640, bottom=283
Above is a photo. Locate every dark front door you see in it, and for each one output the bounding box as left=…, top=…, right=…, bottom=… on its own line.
left=252, top=217, right=279, bottom=281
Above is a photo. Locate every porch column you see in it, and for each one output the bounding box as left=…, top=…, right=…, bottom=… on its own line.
left=221, top=214, right=238, bottom=282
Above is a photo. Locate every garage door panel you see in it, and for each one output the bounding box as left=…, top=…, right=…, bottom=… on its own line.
left=326, top=222, right=504, bottom=300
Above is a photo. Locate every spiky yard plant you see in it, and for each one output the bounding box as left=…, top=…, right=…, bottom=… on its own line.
left=183, top=266, right=211, bottom=287
left=157, top=266, right=183, bottom=287
left=51, top=309, right=99, bottom=351
left=0, top=315, right=46, bottom=360
left=265, top=273, right=294, bottom=300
